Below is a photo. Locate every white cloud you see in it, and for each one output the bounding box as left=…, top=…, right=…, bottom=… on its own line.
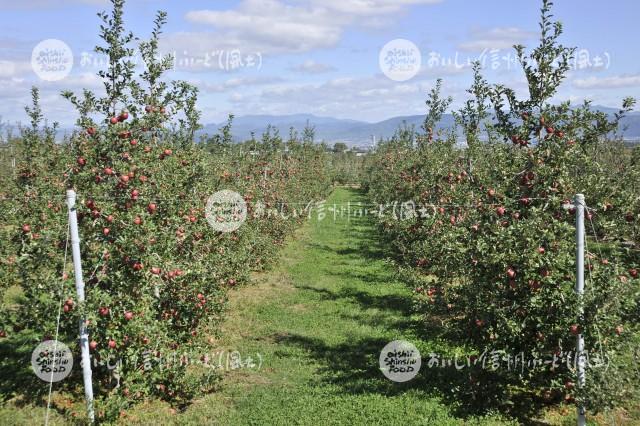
left=308, top=0, right=442, bottom=16
left=229, top=92, right=246, bottom=103
left=0, top=0, right=164, bottom=10
left=289, top=60, right=336, bottom=74
left=226, top=74, right=465, bottom=121
left=573, top=74, right=640, bottom=89
left=0, top=71, right=104, bottom=126
left=0, top=0, right=107, bottom=10
left=183, top=0, right=341, bottom=53
left=0, top=61, right=33, bottom=79
left=458, top=27, right=536, bottom=52
left=163, top=0, right=442, bottom=57
left=192, top=76, right=285, bottom=93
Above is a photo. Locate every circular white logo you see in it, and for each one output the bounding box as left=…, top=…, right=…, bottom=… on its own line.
left=31, top=340, right=73, bottom=382
left=379, top=39, right=422, bottom=82
left=205, top=190, right=247, bottom=233
left=31, top=39, right=73, bottom=82
left=379, top=340, right=421, bottom=382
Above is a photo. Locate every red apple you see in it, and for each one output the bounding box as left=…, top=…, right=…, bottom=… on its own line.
left=496, top=206, right=506, bottom=217
left=89, top=340, right=98, bottom=350
left=151, top=267, right=161, bottom=275
left=104, top=167, right=113, bottom=175
left=132, top=262, right=143, bottom=271
left=108, top=339, right=117, bottom=349
left=134, top=216, right=142, bottom=225
left=538, top=247, right=546, bottom=255
left=99, top=307, right=110, bottom=317
left=22, top=224, right=31, bottom=233
left=147, top=203, right=157, bottom=214
left=106, top=215, right=114, bottom=223
left=615, top=325, right=624, bottom=336
left=77, top=157, right=86, bottom=166
left=119, top=111, right=129, bottom=121
left=130, top=139, right=138, bottom=146
left=110, top=117, right=118, bottom=125
left=103, top=227, right=110, bottom=236
left=630, top=269, right=638, bottom=278
left=569, top=324, right=580, bottom=335
left=124, top=311, right=134, bottom=321
left=87, top=127, right=96, bottom=136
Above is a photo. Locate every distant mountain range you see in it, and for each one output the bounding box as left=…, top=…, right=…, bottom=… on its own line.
left=6, top=107, right=639, bottom=147
left=199, top=107, right=640, bottom=147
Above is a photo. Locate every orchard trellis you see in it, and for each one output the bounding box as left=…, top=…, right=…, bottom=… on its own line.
left=66, top=190, right=95, bottom=424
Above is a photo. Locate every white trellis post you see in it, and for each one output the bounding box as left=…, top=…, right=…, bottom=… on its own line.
left=574, top=193, right=586, bottom=426
left=66, top=190, right=95, bottom=423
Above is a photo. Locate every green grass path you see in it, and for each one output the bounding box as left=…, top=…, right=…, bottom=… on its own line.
left=137, top=187, right=512, bottom=425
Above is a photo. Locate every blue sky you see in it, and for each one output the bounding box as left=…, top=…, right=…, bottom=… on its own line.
left=1, top=0, right=639, bottom=126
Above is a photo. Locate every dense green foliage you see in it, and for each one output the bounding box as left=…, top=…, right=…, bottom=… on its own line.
left=0, top=1, right=330, bottom=421
left=364, top=0, right=639, bottom=415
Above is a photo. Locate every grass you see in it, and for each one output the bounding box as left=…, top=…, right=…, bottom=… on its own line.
left=3, top=187, right=629, bottom=424
left=121, top=187, right=514, bottom=425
